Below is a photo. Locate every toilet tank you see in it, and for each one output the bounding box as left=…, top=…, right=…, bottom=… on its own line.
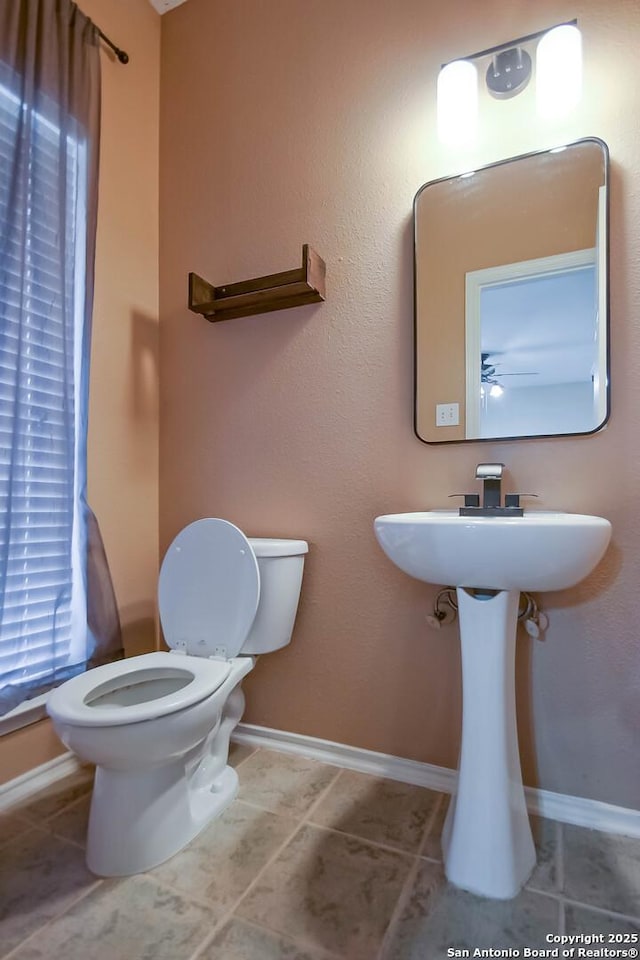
left=242, top=538, right=308, bottom=654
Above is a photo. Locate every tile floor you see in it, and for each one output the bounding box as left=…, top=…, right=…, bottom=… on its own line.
left=0, top=744, right=638, bottom=959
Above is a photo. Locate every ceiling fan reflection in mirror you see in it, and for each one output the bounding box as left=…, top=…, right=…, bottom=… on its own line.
left=480, top=351, right=539, bottom=386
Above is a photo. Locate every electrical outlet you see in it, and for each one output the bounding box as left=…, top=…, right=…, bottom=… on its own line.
left=435, top=402, right=460, bottom=427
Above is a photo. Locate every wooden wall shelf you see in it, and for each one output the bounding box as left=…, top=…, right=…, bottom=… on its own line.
left=188, top=244, right=326, bottom=322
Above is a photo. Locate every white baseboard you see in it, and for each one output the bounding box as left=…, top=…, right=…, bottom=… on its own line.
left=233, top=723, right=640, bottom=840
left=2, top=725, right=638, bottom=842
left=0, top=752, right=82, bottom=813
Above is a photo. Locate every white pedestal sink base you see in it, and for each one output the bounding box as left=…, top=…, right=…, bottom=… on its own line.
left=442, top=587, right=535, bottom=900
left=374, top=509, right=612, bottom=897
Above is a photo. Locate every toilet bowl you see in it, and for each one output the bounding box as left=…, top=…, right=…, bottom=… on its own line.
left=47, top=519, right=307, bottom=877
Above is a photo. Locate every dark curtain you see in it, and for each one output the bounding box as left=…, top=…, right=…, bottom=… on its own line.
left=0, top=0, right=121, bottom=715
left=86, top=506, right=122, bottom=669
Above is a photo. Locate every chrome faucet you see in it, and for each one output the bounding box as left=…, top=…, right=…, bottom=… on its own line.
left=476, top=463, right=504, bottom=510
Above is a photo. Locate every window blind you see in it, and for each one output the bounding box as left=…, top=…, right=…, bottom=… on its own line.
left=0, top=80, right=86, bottom=697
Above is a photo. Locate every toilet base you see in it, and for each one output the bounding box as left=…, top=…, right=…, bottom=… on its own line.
left=84, top=681, right=250, bottom=877
left=87, top=760, right=239, bottom=877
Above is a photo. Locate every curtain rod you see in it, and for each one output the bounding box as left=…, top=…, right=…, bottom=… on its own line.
left=96, top=26, right=129, bottom=64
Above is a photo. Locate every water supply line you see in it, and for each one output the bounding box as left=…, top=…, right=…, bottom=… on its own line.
left=426, top=588, right=547, bottom=636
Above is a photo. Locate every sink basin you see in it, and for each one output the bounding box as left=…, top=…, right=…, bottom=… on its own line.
left=374, top=510, right=611, bottom=592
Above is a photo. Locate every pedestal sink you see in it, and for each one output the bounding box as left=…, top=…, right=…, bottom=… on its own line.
left=374, top=510, right=611, bottom=899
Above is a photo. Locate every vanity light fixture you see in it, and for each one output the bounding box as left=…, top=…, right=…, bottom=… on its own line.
left=437, top=21, right=582, bottom=146
left=437, top=59, right=478, bottom=147
left=536, top=24, right=582, bottom=119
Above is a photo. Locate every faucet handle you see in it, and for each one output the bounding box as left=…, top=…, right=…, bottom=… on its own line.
left=475, top=462, right=505, bottom=479
left=505, top=493, right=539, bottom=508
left=448, top=493, right=481, bottom=507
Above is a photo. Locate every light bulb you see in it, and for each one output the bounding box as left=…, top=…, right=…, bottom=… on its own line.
left=536, top=24, right=582, bottom=120
left=489, top=384, right=504, bottom=398
left=437, top=60, right=478, bottom=146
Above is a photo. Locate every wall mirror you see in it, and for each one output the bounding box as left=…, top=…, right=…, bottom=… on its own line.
left=414, top=138, right=609, bottom=444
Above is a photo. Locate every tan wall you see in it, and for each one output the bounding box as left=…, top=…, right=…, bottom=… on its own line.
left=416, top=143, right=604, bottom=440
left=158, top=0, right=640, bottom=809
left=0, top=0, right=161, bottom=784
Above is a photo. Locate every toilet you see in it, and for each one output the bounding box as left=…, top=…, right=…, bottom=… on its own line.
left=47, top=518, right=308, bottom=877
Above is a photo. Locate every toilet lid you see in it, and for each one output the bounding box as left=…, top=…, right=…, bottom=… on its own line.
left=158, top=519, right=260, bottom=659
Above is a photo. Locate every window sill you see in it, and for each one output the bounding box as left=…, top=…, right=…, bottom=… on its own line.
left=0, top=693, right=48, bottom=737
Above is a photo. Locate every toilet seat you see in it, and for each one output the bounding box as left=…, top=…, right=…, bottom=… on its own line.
left=47, top=652, right=232, bottom=727
left=158, top=518, right=260, bottom=659
left=48, top=520, right=261, bottom=729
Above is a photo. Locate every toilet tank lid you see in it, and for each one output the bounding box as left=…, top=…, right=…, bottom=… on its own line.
left=248, top=538, right=308, bottom=557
